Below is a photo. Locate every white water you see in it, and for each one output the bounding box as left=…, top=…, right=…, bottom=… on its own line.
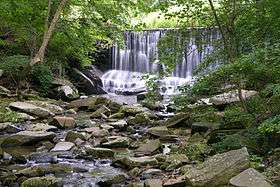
left=102, top=29, right=219, bottom=95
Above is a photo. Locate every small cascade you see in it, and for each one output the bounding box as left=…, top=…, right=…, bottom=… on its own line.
left=102, top=28, right=219, bottom=95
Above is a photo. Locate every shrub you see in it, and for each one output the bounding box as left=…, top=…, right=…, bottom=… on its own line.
left=31, top=64, right=54, bottom=95
left=258, top=115, right=280, bottom=135
left=0, top=55, right=30, bottom=85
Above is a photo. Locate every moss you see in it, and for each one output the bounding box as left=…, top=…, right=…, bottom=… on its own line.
left=21, top=176, right=60, bottom=187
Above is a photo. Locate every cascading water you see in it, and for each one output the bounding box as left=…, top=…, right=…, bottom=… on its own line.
left=102, top=28, right=219, bottom=95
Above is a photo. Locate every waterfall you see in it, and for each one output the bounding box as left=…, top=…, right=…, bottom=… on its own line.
left=102, top=28, right=219, bottom=95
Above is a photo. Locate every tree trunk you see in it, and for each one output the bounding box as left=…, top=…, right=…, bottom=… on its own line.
left=30, top=0, right=68, bottom=66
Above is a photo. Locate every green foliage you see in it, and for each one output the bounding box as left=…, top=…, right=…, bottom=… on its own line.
left=0, top=55, right=29, bottom=85
left=142, top=74, right=162, bottom=104
left=180, top=142, right=211, bottom=161
left=258, top=115, right=280, bottom=135
left=0, top=108, right=23, bottom=123
left=31, top=64, right=54, bottom=95
left=222, top=106, right=254, bottom=129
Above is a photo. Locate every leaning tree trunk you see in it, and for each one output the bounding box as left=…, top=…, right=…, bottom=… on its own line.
left=31, top=0, right=68, bottom=66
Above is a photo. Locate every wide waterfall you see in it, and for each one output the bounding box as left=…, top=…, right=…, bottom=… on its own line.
left=102, top=28, right=219, bottom=95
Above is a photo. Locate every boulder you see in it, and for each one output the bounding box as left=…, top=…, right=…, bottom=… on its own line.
left=135, top=139, right=162, bottom=156
left=117, top=156, right=158, bottom=169
left=0, top=122, right=21, bottom=133
left=51, top=116, right=76, bottom=129
left=51, top=78, right=79, bottom=100
left=70, top=68, right=106, bottom=95
left=164, top=154, right=190, bottom=170
left=120, top=105, right=147, bottom=116
left=183, top=147, right=250, bottom=186
left=89, top=127, right=109, bottom=138
left=209, top=90, right=258, bottom=105
left=65, top=131, right=86, bottom=142
left=1, top=131, right=55, bottom=147
left=127, top=112, right=152, bottom=125
left=9, top=102, right=54, bottom=118
left=165, top=113, right=191, bottom=128
left=229, top=168, right=273, bottom=187
left=191, top=122, right=220, bottom=134
left=21, top=176, right=61, bottom=187
left=102, top=136, right=131, bottom=148
left=108, top=120, right=127, bottom=129
left=67, top=96, right=101, bottom=109
left=85, top=147, right=114, bottom=158
left=147, top=126, right=171, bottom=137
left=144, top=179, right=163, bottom=187
left=51, top=142, right=75, bottom=152
left=27, top=101, right=64, bottom=115
left=26, top=123, right=57, bottom=132
left=90, top=105, right=110, bottom=119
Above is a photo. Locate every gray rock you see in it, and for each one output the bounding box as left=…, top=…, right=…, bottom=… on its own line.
left=230, top=168, right=273, bottom=187
left=57, top=85, right=79, bottom=100
left=163, top=177, right=186, bottom=187
left=84, top=127, right=109, bottom=138
left=1, top=130, right=55, bottom=147
left=21, top=176, right=61, bottom=187
left=144, top=179, right=162, bottom=187
left=98, top=173, right=127, bottom=186
left=51, top=142, right=75, bottom=152
left=9, top=102, right=54, bottom=118
left=108, top=120, right=127, bottom=129
left=17, top=112, right=36, bottom=121
left=51, top=116, right=76, bottom=129
left=90, top=105, right=110, bottom=119
left=26, top=123, right=57, bottom=132
left=65, top=131, right=86, bottom=142
left=29, top=152, right=58, bottom=163
left=27, top=101, right=64, bottom=115
left=183, top=147, right=250, bottom=186
left=209, top=90, right=258, bottom=105
left=0, top=122, right=21, bottom=133
left=165, top=112, right=191, bottom=128
left=147, top=126, right=170, bottom=137
left=85, top=147, right=114, bottom=159
left=102, top=136, right=131, bottom=148
left=117, top=156, right=158, bottom=169
left=135, top=139, right=162, bottom=156
left=191, top=122, right=220, bottom=134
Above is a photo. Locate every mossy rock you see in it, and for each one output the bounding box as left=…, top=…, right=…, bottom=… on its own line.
left=21, top=176, right=61, bottom=187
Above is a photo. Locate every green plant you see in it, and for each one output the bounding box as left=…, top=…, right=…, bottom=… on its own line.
left=258, top=115, right=280, bottom=135
left=31, top=63, right=54, bottom=95
left=142, top=74, right=162, bottom=104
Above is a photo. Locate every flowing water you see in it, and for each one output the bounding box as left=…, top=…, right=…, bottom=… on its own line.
left=102, top=28, right=220, bottom=95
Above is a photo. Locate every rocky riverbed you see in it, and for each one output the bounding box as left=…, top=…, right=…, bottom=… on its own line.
left=0, top=94, right=275, bottom=187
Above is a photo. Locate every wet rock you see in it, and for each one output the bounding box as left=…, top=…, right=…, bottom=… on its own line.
left=51, top=116, right=76, bottom=129
left=87, top=127, right=109, bottom=138
left=90, top=105, right=111, bottom=119
left=26, top=123, right=57, bottom=132
left=127, top=112, right=152, bottom=125
left=135, top=139, right=162, bottom=156
left=16, top=164, right=87, bottom=177
left=57, top=85, right=79, bottom=100
left=191, top=122, right=220, bottom=134
left=29, top=152, right=57, bottom=163
left=144, top=179, right=162, bottom=187
left=165, top=112, right=191, bottom=128
left=27, top=101, right=64, bottom=115
left=98, top=173, right=127, bottom=186
left=109, top=112, right=125, bottom=119
left=183, top=147, right=250, bottom=186
left=163, top=177, right=186, bottom=187
left=65, top=131, right=86, bottom=142
left=102, top=136, right=131, bottom=148
left=229, top=168, right=272, bottom=187
left=142, top=169, right=162, bottom=179
left=117, top=156, right=158, bottom=169
left=51, top=142, right=75, bottom=152
left=9, top=102, right=54, bottom=118
left=147, top=126, right=170, bottom=137
left=0, top=122, right=21, bottom=133
left=209, top=89, right=258, bottom=105
left=120, top=105, right=147, bottom=116
left=67, top=96, right=108, bottom=110
left=85, top=147, right=114, bottom=159
left=1, top=131, right=55, bottom=147
left=108, top=120, right=127, bottom=129
left=76, top=119, right=96, bottom=128
left=21, top=176, right=61, bottom=187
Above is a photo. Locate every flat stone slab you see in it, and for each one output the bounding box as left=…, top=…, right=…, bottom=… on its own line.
left=51, top=142, right=75, bottom=152
left=230, top=168, right=273, bottom=187
left=9, top=102, right=54, bottom=118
